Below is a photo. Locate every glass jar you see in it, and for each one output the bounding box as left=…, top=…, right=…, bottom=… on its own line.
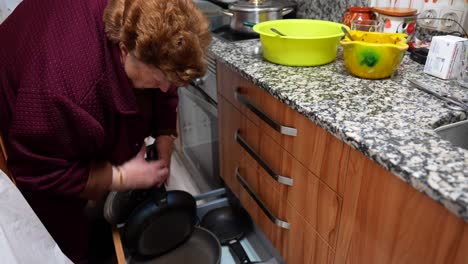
left=342, top=6, right=376, bottom=28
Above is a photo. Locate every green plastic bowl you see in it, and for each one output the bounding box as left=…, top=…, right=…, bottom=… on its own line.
left=253, top=19, right=347, bottom=66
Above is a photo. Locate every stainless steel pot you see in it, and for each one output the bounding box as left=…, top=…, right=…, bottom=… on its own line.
left=222, top=0, right=293, bottom=34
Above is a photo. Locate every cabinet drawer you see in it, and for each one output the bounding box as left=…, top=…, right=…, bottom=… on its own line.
left=281, top=150, right=342, bottom=249
left=282, top=112, right=350, bottom=197
left=237, top=111, right=341, bottom=248
left=217, top=62, right=297, bottom=140
left=237, top=165, right=334, bottom=264
left=218, top=63, right=349, bottom=196
left=217, top=63, right=262, bottom=124
left=281, top=202, right=335, bottom=264
left=236, top=164, right=288, bottom=256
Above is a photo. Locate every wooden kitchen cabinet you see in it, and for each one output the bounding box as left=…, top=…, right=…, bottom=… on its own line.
left=335, top=148, right=468, bottom=264
left=217, top=61, right=468, bottom=264
left=218, top=62, right=341, bottom=263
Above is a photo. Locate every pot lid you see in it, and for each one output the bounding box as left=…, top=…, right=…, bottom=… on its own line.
left=229, top=0, right=285, bottom=12
left=372, top=7, right=417, bottom=17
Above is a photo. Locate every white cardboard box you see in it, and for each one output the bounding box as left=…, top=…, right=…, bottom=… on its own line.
left=424, top=35, right=468, bottom=80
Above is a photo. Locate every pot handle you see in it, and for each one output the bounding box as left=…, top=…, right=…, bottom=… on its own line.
left=281, top=7, right=293, bottom=16
left=243, top=21, right=256, bottom=28
left=221, top=9, right=233, bottom=17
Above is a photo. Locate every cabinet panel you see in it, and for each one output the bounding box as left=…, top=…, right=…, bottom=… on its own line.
left=218, top=62, right=299, bottom=143
left=258, top=130, right=285, bottom=187
left=282, top=111, right=349, bottom=196
left=281, top=201, right=335, bottom=264
left=336, top=148, right=468, bottom=264
left=281, top=151, right=342, bottom=249
left=239, top=111, right=261, bottom=170
left=218, top=96, right=242, bottom=197
left=217, top=62, right=243, bottom=112
left=237, top=164, right=284, bottom=254
left=217, top=63, right=262, bottom=125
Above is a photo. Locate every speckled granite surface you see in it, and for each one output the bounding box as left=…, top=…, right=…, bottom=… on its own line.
left=209, top=37, right=468, bottom=221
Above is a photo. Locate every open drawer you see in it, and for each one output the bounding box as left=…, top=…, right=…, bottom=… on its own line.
left=111, top=188, right=284, bottom=264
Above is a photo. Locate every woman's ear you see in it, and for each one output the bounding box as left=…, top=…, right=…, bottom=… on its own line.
left=119, top=42, right=129, bottom=64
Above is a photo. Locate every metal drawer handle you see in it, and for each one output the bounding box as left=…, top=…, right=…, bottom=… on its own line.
left=235, top=130, right=293, bottom=186
left=235, top=88, right=297, bottom=137
left=236, top=168, right=290, bottom=230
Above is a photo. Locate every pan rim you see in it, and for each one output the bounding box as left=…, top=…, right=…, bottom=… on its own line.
left=128, top=226, right=222, bottom=264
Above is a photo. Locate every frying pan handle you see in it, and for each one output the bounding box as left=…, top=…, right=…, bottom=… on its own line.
left=146, top=143, right=169, bottom=207
left=155, top=185, right=168, bottom=207
left=146, top=143, right=158, bottom=161
left=229, top=240, right=251, bottom=264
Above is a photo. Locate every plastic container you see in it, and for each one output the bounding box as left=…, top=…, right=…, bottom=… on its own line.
left=252, top=19, right=347, bottom=66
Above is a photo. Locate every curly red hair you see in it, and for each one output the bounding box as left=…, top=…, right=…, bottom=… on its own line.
left=103, top=0, right=212, bottom=86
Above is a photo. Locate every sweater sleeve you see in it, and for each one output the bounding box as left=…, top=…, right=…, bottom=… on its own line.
left=152, top=85, right=179, bottom=137
left=7, top=90, right=106, bottom=197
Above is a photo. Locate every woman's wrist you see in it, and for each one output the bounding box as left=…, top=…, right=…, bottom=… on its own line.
left=80, top=161, right=113, bottom=200
left=110, top=166, right=126, bottom=191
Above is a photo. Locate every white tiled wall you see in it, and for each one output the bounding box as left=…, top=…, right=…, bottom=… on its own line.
left=0, top=0, right=22, bottom=23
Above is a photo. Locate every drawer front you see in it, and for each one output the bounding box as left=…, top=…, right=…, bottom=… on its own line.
left=281, top=202, right=335, bottom=264
left=218, top=96, right=242, bottom=197
left=282, top=111, right=350, bottom=196
left=236, top=164, right=288, bottom=256
left=281, top=151, right=342, bottom=249
left=237, top=166, right=334, bottom=264
left=218, top=62, right=297, bottom=140
left=218, top=62, right=348, bottom=196
left=217, top=63, right=262, bottom=124
left=236, top=164, right=290, bottom=229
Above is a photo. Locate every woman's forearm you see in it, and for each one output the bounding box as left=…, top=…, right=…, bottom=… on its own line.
left=156, top=135, right=175, bottom=168
left=80, top=161, right=113, bottom=200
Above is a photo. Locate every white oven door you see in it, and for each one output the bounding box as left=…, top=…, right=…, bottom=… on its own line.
left=177, top=85, right=221, bottom=192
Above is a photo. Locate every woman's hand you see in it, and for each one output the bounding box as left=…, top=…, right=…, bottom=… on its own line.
left=110, top=145, right=169, bottom=191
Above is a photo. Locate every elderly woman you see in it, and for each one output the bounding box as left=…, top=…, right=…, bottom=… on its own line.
left=0, top=0, right=211, bottom=262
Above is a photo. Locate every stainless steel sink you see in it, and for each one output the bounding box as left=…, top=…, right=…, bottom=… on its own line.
left=434, top=120, right=468, bottom=150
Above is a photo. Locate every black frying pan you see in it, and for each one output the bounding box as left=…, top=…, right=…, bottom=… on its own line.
left=124, top=143, right=197, bottom=260
left=129, top=226, right=221, bottom=264
left=201, top=205, right=253, bottom=264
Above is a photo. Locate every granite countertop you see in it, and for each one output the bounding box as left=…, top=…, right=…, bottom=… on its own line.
left=209, top=37, right=468, bottom=221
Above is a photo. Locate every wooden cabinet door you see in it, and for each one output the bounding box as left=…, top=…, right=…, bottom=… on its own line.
left=336, top=148, right=468, bottom=264
left=218, top=96, right=242, bottom=197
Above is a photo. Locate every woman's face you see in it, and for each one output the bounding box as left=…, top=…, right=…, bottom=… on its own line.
left=119, top=43, right=171, bottom=92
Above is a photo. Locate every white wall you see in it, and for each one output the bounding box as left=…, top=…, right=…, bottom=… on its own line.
left=0, top=0, right=22, bottom=23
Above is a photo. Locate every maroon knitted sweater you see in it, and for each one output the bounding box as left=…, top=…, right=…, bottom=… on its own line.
left=0, top=0, right=178, bottom=262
